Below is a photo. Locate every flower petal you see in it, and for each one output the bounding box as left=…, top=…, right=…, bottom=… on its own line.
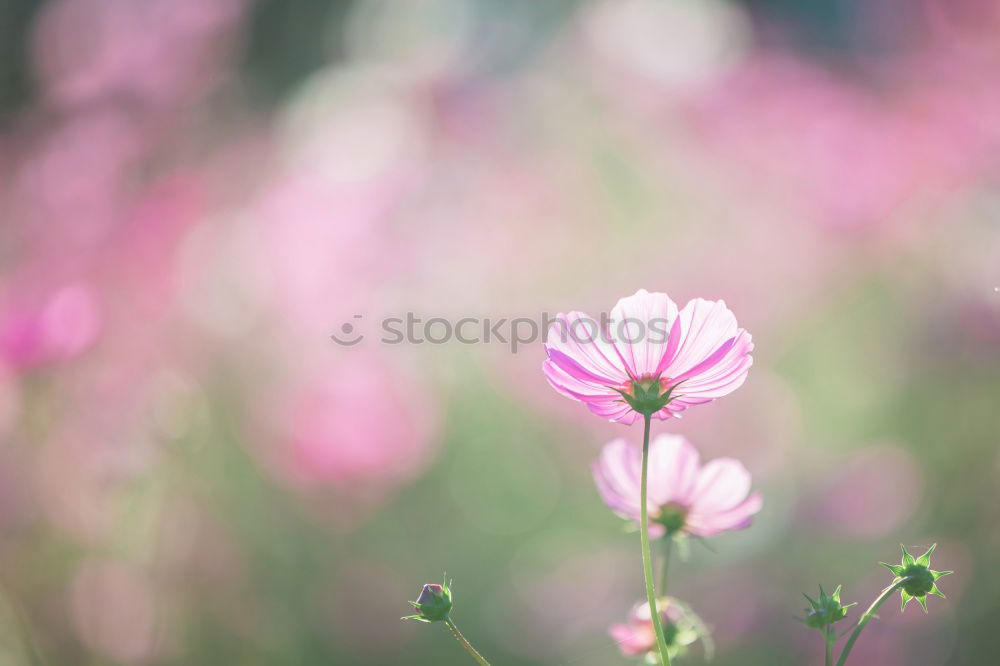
left=545, top=311, right=628, bottom=384
left=690, top=457, right=753, bottom=513
left=658, top=299, right=753, bottom=402
left=646, top=434, right=700, bottom=506
left=585, top=397, right=642, bottom=424
left=542, top=358, right=619, bottom=402
left=686, top=492, right=762, bottom=536
left=610, top=621, right=654, bottom=657
left=609, top=289, right=678, bottom=378
left=592, top=439, right=643, bottom=518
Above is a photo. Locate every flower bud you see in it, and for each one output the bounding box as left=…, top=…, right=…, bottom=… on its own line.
left=800, top=585, right=855, bottom=629
left=403, top=581, right=453, bottom=623
left=610, top=597, right=713, bottom=661
left=880, top=544, right=952, bottom=613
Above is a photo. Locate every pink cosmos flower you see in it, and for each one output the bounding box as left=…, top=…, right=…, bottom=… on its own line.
left=543, top=289, right=752, bottom=424
left=593, top=434, right=762, bottom=538
left=611, top=598, right=705, bottom=658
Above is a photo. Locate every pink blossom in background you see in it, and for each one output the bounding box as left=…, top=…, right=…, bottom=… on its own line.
left=691, top=53, right=977, bottom=230
left=0, top=282, right=101, bottom=369
left=543, top=289, right=753, bottom=424
left=12, top=109, right=144, bottom=245
left=593, top=434, right=762, bottom=538
left=253, top=352, right=438, bottom=497
left=252, top=170, right=403, bottom=337
left=33, top=0, right=245, bottom=110
left=99, top=175, right=205, bottom=321
left=610, top=598, right=686, bottom=657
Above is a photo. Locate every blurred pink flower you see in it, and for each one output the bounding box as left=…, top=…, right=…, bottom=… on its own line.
left=254, top=352, right=438, bottom=497
left=13, top=109, right=143, bottom=245
left=0, top=282, right=101, bottom=369
left=610, top=598, right=685, bottom=657
left=691, top=52, right=983, bottom=229
left=543, top=289, right=753, bottom=424
left=253, top=171, right=401, bottom=336
left=593, top=434, right=762, bottom=538
left=33, top=0, right=244, bottom=110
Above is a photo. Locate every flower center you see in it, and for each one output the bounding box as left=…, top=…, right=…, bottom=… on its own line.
left=616, top=375, right=677, bottom=416
left=655, top=502, right=688, bottom=536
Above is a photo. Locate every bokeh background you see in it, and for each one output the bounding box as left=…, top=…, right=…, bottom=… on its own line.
left=0, top=0, right=999, bottom=664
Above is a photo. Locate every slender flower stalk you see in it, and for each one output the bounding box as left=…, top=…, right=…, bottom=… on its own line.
left=800, top=585, right=854, bottom=665
left=639, top=414, right=672, bottom=666
left=445, top=618, right=491, bottom=666
left=834, top=577, right=911, bottom=666
left=659, top=536, right=673, bottom=595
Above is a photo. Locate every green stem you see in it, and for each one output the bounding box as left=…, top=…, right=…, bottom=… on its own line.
left=444, top=618, right=491, bottom=666
left=659, top=536, right=673, bottom=596
left=639, top=413, right=672, bottom=666
left=824, top=628, right=834, bottom=666
left=834, top=578, right=911, bottom=666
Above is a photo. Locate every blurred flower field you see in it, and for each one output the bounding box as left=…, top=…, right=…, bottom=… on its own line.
left=0, top=0, right=999, bottom=664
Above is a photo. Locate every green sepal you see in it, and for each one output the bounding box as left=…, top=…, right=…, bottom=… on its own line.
left=880, top=562, right=906, bottom=577
left=613, top=378, right=681, bottom=416
left=916, top=543, right=936, bottom=567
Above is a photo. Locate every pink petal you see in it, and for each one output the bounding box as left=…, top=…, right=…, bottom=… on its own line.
left=585, top=397, right=641, bottom=424
left=673, top=332, right=754, bottom=401
left=690, top=457, right=753, bottom=513
left=658, top=299, right=753, bottom=402
left=646, top=434, right=700, bottom=506
left=609, top=289, right=678, bottom=378
left=609, top=622, right=654, bottom=656
left=545, top=311, right=628, bottom=384
left=686, top=492, right=763, bottom=537
left=542, top=358, right=617, bottom=401
left=592, top=439, right=644, bottom=518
